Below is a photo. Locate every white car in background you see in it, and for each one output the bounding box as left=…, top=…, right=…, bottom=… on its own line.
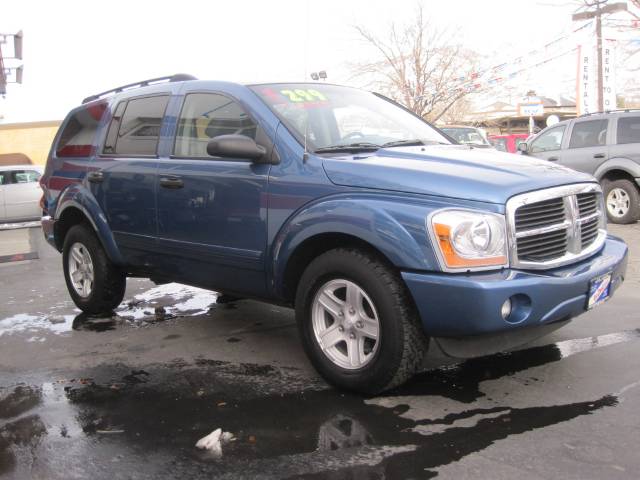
left=440, top=126, right=494, bottom=149
left=0, top=165, right=43, bottom=222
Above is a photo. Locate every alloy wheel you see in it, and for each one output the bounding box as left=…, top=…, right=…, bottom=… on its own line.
left=68, top=242, right=94, bottom=298
left=607, top=187, right=630, bottom=218
left=311, top=279, right=380, bottom=370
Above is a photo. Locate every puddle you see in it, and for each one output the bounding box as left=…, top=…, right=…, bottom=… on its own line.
left=382, top=328, right=640, bottom=403
left=1, top=329, right=639, bottom=478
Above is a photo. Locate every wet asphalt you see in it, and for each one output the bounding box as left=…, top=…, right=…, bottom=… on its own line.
left=0, top=225, right=639, bottom=479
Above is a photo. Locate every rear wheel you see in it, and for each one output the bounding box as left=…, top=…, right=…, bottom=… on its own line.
left=62, top=224, right=126, bottom=314
left=295, top=248, right=428, bottom=394
left=603, top=179, right=640, bottom=224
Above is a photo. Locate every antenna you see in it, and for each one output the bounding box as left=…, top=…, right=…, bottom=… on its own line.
left=303, top=0, right=310, bottom=163
left=303, top=114, right=309, bottom=162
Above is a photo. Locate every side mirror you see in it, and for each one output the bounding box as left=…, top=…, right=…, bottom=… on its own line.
left=517, top=142, right=528, bottom=154
left=207, top=135, right=267, bottom=162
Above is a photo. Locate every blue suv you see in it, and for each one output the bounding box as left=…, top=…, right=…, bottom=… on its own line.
left=41, top=75, right=628, bottom=393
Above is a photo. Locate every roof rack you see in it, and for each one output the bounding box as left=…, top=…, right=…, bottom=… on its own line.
left=579, top=108, right=640, bottom=117
left=81, top=73, right=197, bottom=104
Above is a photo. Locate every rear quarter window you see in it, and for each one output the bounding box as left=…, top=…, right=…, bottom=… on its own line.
left=56, top=103, right=107, bottom=157
left=617, top=116, right=640, bottom=145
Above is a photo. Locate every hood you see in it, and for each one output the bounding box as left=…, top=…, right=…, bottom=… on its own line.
left=321, top=145, right=595, bottom=205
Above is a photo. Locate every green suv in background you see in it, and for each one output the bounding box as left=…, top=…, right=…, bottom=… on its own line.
left=519, top=110, right=640, bottom=224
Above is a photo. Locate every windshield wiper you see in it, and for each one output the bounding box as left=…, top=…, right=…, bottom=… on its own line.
left=314, top=142, right=380, bottom=153
left=381, top=139, right=425, bottom=148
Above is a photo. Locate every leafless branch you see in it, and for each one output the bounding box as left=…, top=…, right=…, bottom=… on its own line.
left=351, top=3, right=481, bottom=121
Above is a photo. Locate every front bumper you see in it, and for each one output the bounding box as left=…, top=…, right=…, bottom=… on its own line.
left=402, top=235, right=628, bottom=337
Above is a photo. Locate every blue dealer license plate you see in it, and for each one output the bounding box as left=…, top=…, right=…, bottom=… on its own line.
left=587, top=273, right=612, bottom=309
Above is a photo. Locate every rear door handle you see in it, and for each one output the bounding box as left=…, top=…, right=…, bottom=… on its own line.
left=593, top=153, right=605, bottom=159
left=87, top=171, right=104, bottom=183
left=548, top=156, right=559, bottom=161
left=160, top=176, right=184, bottom=189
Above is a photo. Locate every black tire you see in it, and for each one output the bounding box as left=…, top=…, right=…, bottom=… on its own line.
left=62, top=224, right=126, bottom=315
left=602, top=179, right=640, bottom=224
left=295, top=248, right=428, bottom=395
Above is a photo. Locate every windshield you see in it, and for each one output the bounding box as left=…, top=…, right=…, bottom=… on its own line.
left=250, top=83, right=450, bottom=152
left=441, top=127, right=491, bottom=146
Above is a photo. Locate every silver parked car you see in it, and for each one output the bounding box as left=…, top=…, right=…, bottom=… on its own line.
left=0, top=165, right=43, bottom=222
left=519, top=110, right=640, bottom=224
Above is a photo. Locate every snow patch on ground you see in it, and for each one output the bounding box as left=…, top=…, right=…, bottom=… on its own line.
left=0, top=283, right=218, bottom=338
left=116, top=282, right=218, bottom=320
left=0, top=313, right=75, bottom=338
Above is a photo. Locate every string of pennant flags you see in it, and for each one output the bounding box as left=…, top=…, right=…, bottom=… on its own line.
left=450, top=21, right=594, bottom=85
left=434, top=20, right=595, bottom=98
left=443, top=46, right=580, bottom=96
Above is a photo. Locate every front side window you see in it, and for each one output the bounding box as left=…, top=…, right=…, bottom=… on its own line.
left=107, top=95, right=169, bottom=156
left=617, top=116, right=640, bottom=145
left=530, top=125, right=566, bottom=153
left=251, top=84, right=449, bottom=151
left=56, top=103, right=107, bottom=157
left=174, top=93, right=257, bottom=158
left=569, top=119, right=608, bottom=149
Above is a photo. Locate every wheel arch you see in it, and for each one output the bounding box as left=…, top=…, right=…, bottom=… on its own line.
left=271, top=195, right=441, bottom=304
left=281, top=232, right=397, bottom=304
left=595, top=158, right=640, bottom=185
left=54, top=185, right=125, bottom=265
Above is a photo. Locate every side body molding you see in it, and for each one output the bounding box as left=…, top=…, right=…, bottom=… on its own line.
left=54, top=183, right=125, bottom=266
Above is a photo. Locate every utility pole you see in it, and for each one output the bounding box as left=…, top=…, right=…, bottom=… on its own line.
left=573, top=1, right=627, bottom=112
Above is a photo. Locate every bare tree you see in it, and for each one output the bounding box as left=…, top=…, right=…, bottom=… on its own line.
left=352, top=4, right=480, bottom=122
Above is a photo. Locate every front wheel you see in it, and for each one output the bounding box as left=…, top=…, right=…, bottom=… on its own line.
left=295, top=248, right=428, bottom=394
left=62, top=224, right=126, bottom=315
left=603, top=179, right=640, bottom=224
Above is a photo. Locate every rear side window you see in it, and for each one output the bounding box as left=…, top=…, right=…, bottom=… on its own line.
left=56, top=103, right=107, bottom=157
left=10, top=170, right=41, bottom=183
left=617, top=116, right=640, bottom=145
left=174, top=93, right=257, bottom=158
left=569, top=120, right=608, bottom=149
left=105, top=95, right=169, bottom=156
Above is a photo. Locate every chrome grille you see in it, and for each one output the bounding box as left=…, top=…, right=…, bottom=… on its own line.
left=577, top=192, right=598, bottom=217
left=514, top=197, right=566, bottom=230
left=506, top=184, right=606, bottom=269
left=516, top=228, right=568, bottom=262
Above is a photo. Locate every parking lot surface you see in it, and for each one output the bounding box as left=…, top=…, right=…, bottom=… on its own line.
left=0, top=224, right=639, bottom=479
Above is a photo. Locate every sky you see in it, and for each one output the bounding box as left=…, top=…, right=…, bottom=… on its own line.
left=0, top=0, right=625, bottom=123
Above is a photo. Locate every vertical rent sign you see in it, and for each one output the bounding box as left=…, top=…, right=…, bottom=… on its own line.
left=577, top=38, right=617, bottom=115
left=602, top=39, right=617, bottom=110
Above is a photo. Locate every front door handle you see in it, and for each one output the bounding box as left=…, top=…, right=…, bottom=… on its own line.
left=87, top=171, right=104, bottom=183
left=593, top=153, right=605, bottom=159
left=160, top=176, right=184, bottom=189
left=548, top=156, right=559, bottom=162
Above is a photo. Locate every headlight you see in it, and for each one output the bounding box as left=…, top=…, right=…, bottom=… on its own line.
left=429, top=209, right=508, bottom=271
